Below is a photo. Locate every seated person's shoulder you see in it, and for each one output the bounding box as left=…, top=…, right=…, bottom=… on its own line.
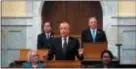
left=23, top=61, right=30, bottom=65
left=93, top=63, right=116, bottom=68
left=38, top=62, right=44, bottom=67
left=22, top=61, right=31, bottom=67
left=93, top=64, right=103, bottom=68
left=22, top=62, right=44, bottom=68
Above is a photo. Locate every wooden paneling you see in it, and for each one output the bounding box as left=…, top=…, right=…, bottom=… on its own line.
left=19, top=49, right=30, bottom=61
left=37, top=49, right=48, bottom=61
left=19, top=49, right=48, bottom=61
left=45, top=61, right=81, bottom=68
left=41, top=1, right=103, bottom=35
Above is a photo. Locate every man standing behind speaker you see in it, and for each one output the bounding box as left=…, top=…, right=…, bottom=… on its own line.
left=81, top=17, right=107, bottom=42
left=47, top=22, right=84, bottom=60
left=37, top=22, right=54, bottom=49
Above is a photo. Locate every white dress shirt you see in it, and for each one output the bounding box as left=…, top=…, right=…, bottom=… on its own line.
left=45, top=33, right=51, bottom=39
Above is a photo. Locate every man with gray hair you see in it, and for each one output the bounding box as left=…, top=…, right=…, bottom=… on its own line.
left=22, top=51, right=44, bottom=68
left=81, top=17, right=107, bottom=42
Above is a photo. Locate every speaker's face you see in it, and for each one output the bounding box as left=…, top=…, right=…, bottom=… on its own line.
left=88, top=17, right=97, bottom=29
left=59, top=23, right=70, bottom=37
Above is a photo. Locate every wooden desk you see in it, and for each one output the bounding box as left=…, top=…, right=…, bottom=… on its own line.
left=14, top=60, right=44, bottom=68
left=14, top=60, right=119, bottom=68
left=14, top=60, right=80, bottom=68
left=83, top=42, right=107, bottom=60
left=45, top=61, right=81, bottom=68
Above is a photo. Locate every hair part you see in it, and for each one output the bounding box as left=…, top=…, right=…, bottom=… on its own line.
left=100, top=50, right=114, bottom=59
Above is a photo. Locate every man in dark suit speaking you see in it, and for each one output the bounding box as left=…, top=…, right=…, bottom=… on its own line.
left=37, top=22, right=54, bottom=49
left=81, top=17, right=107, bottom=42
left=47, top=22, right=84, bottom=60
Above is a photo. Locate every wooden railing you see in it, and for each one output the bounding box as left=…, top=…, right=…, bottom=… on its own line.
left=19, top=49, right=48, bottom=61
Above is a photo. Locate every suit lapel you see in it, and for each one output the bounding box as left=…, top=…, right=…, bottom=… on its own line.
left=42, top=33, right=47, bottom=40
left=95, top=30, right=98, bottom=41
left=68, top=37, right=72, bottom=48
left=56, top=37, right=66, bottom=59
left=59, top=37, right=63, bottom=50
left=50, top=32, right=54, bottom=39
left=89, top=29, right=100, bottom=42
left=96, top=29, right=100, bottom=41
left=88, top=29, right=93, bottom=41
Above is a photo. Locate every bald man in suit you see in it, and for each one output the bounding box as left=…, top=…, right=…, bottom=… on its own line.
left=81, top=17, right=107, bottom=42
left=47, top=22, right=84, bottom=60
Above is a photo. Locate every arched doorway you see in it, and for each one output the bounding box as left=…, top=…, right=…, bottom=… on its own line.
left=41, top=1, right=103, bottom=35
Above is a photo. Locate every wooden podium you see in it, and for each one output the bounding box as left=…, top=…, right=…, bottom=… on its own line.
left=83, top=42, right=107, bottom=61
left=45, top=61, right=81, bottom=68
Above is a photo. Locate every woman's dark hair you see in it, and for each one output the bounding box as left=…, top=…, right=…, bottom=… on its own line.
left=100, top=50, right=114, bottom=59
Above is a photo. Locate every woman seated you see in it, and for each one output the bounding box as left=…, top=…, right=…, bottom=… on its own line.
left=94, top=50, right=116, bottom=68
left=22, top=50, right=44, bottom=68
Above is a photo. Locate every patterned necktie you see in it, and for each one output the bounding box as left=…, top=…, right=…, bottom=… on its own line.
left=62, top=38, right=67, bottom=54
